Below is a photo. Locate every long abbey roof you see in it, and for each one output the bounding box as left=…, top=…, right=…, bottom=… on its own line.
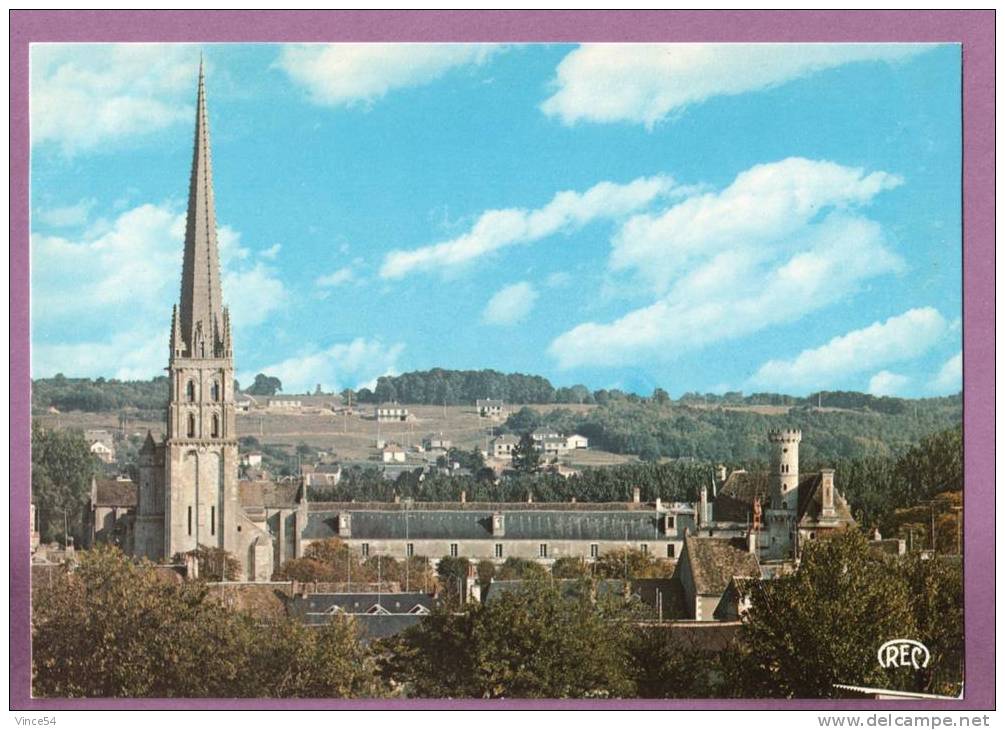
left=175, top=60, right=228, bottom=359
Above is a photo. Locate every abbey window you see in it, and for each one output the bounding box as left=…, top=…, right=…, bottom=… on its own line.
left=187, top=414, right=196, bottom=438
left=186, top=380, right=196, bottom=402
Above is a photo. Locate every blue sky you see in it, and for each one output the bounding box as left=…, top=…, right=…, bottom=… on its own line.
left=29, top=42, right=962, bottom=397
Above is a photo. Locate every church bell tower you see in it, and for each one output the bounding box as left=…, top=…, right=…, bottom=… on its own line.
left=163, top=61, right=239, bottom=561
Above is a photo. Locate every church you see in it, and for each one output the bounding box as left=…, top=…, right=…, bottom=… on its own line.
left=133, top=68, right=857, bottom=583
left=133, top=64, right=274, bottom=578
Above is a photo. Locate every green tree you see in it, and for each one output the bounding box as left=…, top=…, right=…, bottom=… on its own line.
left=727, top=530, right=918, bottom=698
left=31, top=422, right=97, bottom=545
left=246, top=373, right=282, bottom=396
left=551, top=556, right=590, bottom=579
left=436, top=555, right=471, bottom=606
left=32, top=545, right=382, bottom=697
left=495, top=557, right=548, bottom=581
left=379, top=580, right=638, bottom=698
left=899, top=553, right=964, bottom=696
left=511, top=432, right=540, bottom=474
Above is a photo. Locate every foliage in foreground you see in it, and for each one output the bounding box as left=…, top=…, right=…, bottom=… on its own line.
left=32, top=546, right=383, bottom=698
left=726, top=530, right=964, bottom=698
left=377, top=579, right=641, bottom=698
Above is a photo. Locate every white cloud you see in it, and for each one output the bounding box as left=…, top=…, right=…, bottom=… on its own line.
left=315, top=267, right=355, bottom=288
left=931, top=351, right=962, bottom=393
left=548, top=158, right=906, bottom=369
left=542, top=43, right=930, bottom=127
left=380, top=175, right=674, bottom=279
left=277, top=43, right=501, bottom=108
left=482, top=282, right=538, bottom=326
left=752, top=308, right=948, bottom=391
left=31, top=44, right=199, bottom=153
left=611, top=157, right=903, bottom=295
left=32, top=327, right=168, bottom=382
left=246, top=338, right=404, bottom=394
left=34, top=198, right=97, bottom=228
left=868, top=371, right=911, bottom=397
left=260, top=243, right=282, bottom=259
left=31, top=202, right=287, bottom=379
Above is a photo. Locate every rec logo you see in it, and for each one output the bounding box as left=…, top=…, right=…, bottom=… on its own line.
left=877, top=639, right=931, bottom=669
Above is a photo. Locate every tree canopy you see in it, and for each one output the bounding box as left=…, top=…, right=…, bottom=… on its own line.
left=32, top=546, right=382, bottom=698
left=378, top=579, right=640, bottom=698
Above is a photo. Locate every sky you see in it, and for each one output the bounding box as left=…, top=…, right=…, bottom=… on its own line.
left=29, top=42, right=962, bottom=398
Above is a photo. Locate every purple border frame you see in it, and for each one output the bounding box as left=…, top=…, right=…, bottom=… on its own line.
left=9, top=10, right=994, bottom=711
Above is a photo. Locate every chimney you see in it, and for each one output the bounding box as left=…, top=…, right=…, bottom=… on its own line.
left=460, top=490, right=466, bottom=505
left=717, top=464, right=727, bottom=482
left=632, top=486, right=641, bottom=504
left=655, top=497, right=662, bottom=512
left=338, top=512, right=352, bottom=537
left=699, top=485, right=708, bottom=527
left=747, top=530, right=757, bottom=555
left=820, top=469, right=836, bottom=519
left=492, top=512, right=505, bottom=537
left=527, top=491, right=533, bottom=504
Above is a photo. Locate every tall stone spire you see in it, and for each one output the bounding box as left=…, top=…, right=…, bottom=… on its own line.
left=176, top=58, right=224, bottom=359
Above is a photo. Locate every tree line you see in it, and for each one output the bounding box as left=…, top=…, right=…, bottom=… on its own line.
left=32, top=369, right=960, bottom=413
left=502, top=397, right=960, bottom=463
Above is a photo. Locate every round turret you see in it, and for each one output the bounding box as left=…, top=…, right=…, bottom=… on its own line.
left=768, top=429, right=801, bottom=509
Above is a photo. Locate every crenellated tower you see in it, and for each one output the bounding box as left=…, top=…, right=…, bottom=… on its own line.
left=762, top=428, right=801, bottom=560
left=768, top=428, right=801, bottom=511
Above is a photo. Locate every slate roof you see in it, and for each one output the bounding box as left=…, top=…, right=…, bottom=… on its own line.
left=682, top=535, right=760, bottom=596
left=718, top=470, right=770, bottom=502
left=303, top=508, right=670, bottom=542
left=289, top=592, right=440, bottom=619
left=796, top=473, right=855, bottom=526
left=239, top=480, right=300, bottom=508
left=93, top=479, right=137, bottom=507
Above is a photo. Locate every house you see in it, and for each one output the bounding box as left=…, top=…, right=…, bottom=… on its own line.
left=476, top=399, right=506, bottom=418
left=305, top=463, right=342, bottom=487
left=86, top=476, right=137, bottom=550
left=674, top=534, right=760, bottom=621
left=235, top=393, right=259, bottom=412
left=381, top=444, right=407, bottom=463
left=89, top=440, right=115, bottom=464
left=240, top=451, right=263, bottom=468
left=565, top=434, right=589, bottom=450
left=539, top=436, right=569, bottom=456
left=376, top=405, right=410, bottom=422
left=422, top=434, right=451, bottom=451
left=491, top=434, right=520, bottom=459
